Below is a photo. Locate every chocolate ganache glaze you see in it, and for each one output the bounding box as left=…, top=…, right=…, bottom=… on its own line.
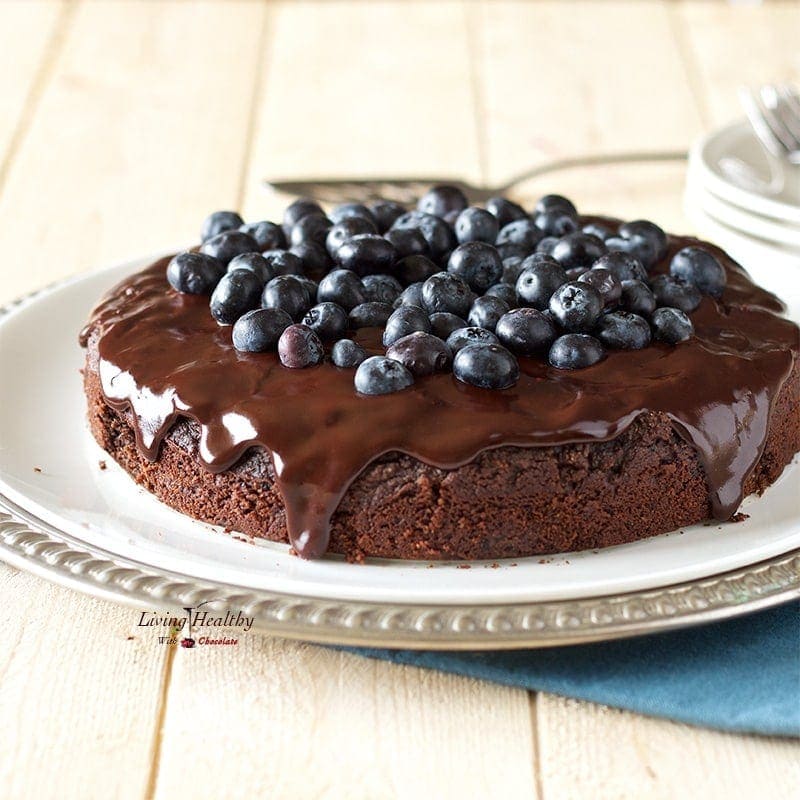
left=80, top=223, right=799, bottom=559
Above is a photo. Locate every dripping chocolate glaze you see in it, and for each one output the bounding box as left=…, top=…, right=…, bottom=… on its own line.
left=80, top=223, right=799, bottom=558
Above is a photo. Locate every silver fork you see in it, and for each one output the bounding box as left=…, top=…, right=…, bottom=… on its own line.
left=721, top=84, right=800, bottom=195
left=741, top=84, right=800, bottom=164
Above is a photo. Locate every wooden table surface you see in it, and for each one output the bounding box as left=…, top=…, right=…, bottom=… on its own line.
left=1, top=2, right=798, bottom=798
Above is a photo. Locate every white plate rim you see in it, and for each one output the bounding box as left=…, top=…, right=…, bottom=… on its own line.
left=690, top=120, right=800, bottom=224
left=686, top=170, right=800, bottom=248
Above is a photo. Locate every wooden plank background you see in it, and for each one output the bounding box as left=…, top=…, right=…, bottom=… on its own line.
left=0, top=2, right=798, bottom=798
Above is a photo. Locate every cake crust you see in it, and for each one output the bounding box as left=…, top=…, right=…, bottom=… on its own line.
left=84, top=349, right=799, bottom=562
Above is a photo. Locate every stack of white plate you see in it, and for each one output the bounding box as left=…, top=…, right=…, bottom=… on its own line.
left=686, top=120, right=800, bottom=279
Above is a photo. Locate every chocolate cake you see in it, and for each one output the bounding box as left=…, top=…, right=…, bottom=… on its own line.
left=80, top=188, right=800, bottom=561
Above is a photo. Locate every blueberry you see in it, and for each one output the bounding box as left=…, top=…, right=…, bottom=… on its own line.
left=651, top=307, right=694, bottom=343
left=619, top=220, right=669, bottom=267
left=392, top=211, right=456, bottom=261
left=262, top=249, right=304, bottom=277
left=201, top=210, right=244, bottom=243
left=395, top=254, right=439, bottom=285
left=605, top=236, right=658, bottom=270
left=578, top=267, right=622, bottom=306
left=384, top=228, right=430, bottom=259
left=302, top=302, right=348, bottom=340
left=454, top=207, right=499, bottom=244
left=329, top=202, right=376, bottom=226
left=393, top=281, right=425, bottom=310
left=383, top=305, right=432, bottom=346
left=334, top=234, right=397, bottom=276
left=485, top=282, right=517, bottom=307
left=496, top=219, right=544, bottom=254
left=468, top=295, right=509, bottom=331
left=417, top=185, right=468, bottom=218
left=349, top=301, right=394, bottom=329
left=261, top=275, right=311, bottom=319
left=453, top=344, right=519, bottom=389
left=289, top=241, right=331, bottom=279
left=549, top=281, right=603, bottom=331
left=596, top=311, right=651, bottom=350
left=429, top=311, right=467, bottom=340
left=446, top=326, right=499, bottom=353
left=369, top=200, right=406, bottom=233
left=620, top=279, right=656, bottom=316
left=515, top=257, right=567, bottom=310
left=290, top=213, right=332, bottom=248
left=283, top=198, right=325, bottom=236
left=495, top=308, right=557, bottom=355
left=551, top=232, right=607, bottom=269
left=239, top=220, right=286, bottom=251
left=534, top=194, right=577, bottom=217
left=277, top=324, right=324, bottom=368
left=331, top=339, right=367, bottom=368
left=232, top=307, right=292, bottom=352
left=592, top=251, right=647, bottom=283
left=228, top=252, right=273, bottom=283
left=326, top=217, right=377, bottom=258
left=361, top=273, right=402, bottom=304
left=501, top=256, right=526, bottom=285
left=565, top=266, right=589, bottom=281
left=582, top=222, right=614, bottom=241
left=166, top=251, right=225, bottom=294
left=210, top=269, right=263, bottom=324
left=421, top=272, right=473, bottom=317
left=534, top=210, right=578, bottom=237
left=295, top=275, right=319, bottom=302
left=385, top=332, right=451, bottom=376
left=447, top=242, right=503, bottom=292
left=670, top=246, right=726, bottom=297
left=604, top=236, right=636, bottom=257
left=317, top=269, right=365, bottom=311
left=486, top=197, right=527, bottom=229
left=355, top=356, right=415, bottom=395
left=548, top=334, right=605, bottom=369
left=497, top=243, right=532, bottom=262
left=536, top=237, right=559, bottom=256
left=651, top=275, right=702, bottom=313
left=200, top=230, right=259, bottom=264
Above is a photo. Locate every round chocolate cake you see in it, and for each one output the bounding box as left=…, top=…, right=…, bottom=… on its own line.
left=80, top=188, right=800, bottom=561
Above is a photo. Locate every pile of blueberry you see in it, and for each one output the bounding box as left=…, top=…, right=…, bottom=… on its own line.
left=166, top=186, right=726, bottom=395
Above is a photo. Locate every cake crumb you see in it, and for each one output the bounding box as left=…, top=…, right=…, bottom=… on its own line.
left=33, top=466, right=42, bottom=473
left=457, top=564, right=471, bottom=569
left=127, top=636, right=135, bottom=641
left=488, top=562, right=500, bottom=569
left=98, top=460, right=107, bottom=470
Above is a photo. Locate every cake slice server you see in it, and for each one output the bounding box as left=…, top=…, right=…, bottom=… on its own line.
left=263, top=150, right=687, bottom=204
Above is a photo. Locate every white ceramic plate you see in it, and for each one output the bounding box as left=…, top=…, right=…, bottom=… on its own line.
left=0, top=254, right=798, bottom=605
left=690, top=120, right=800, bottom=223
left=685, top=193, right=800, bottom=272
left=686, top=168, right=800, bottom=248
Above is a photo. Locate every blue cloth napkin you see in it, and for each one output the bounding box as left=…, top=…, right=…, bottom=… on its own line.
left=349, top=601, right=800, bottom=737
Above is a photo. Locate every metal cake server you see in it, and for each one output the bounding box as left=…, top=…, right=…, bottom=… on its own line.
left=263, top=150, right=687, bottom=204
